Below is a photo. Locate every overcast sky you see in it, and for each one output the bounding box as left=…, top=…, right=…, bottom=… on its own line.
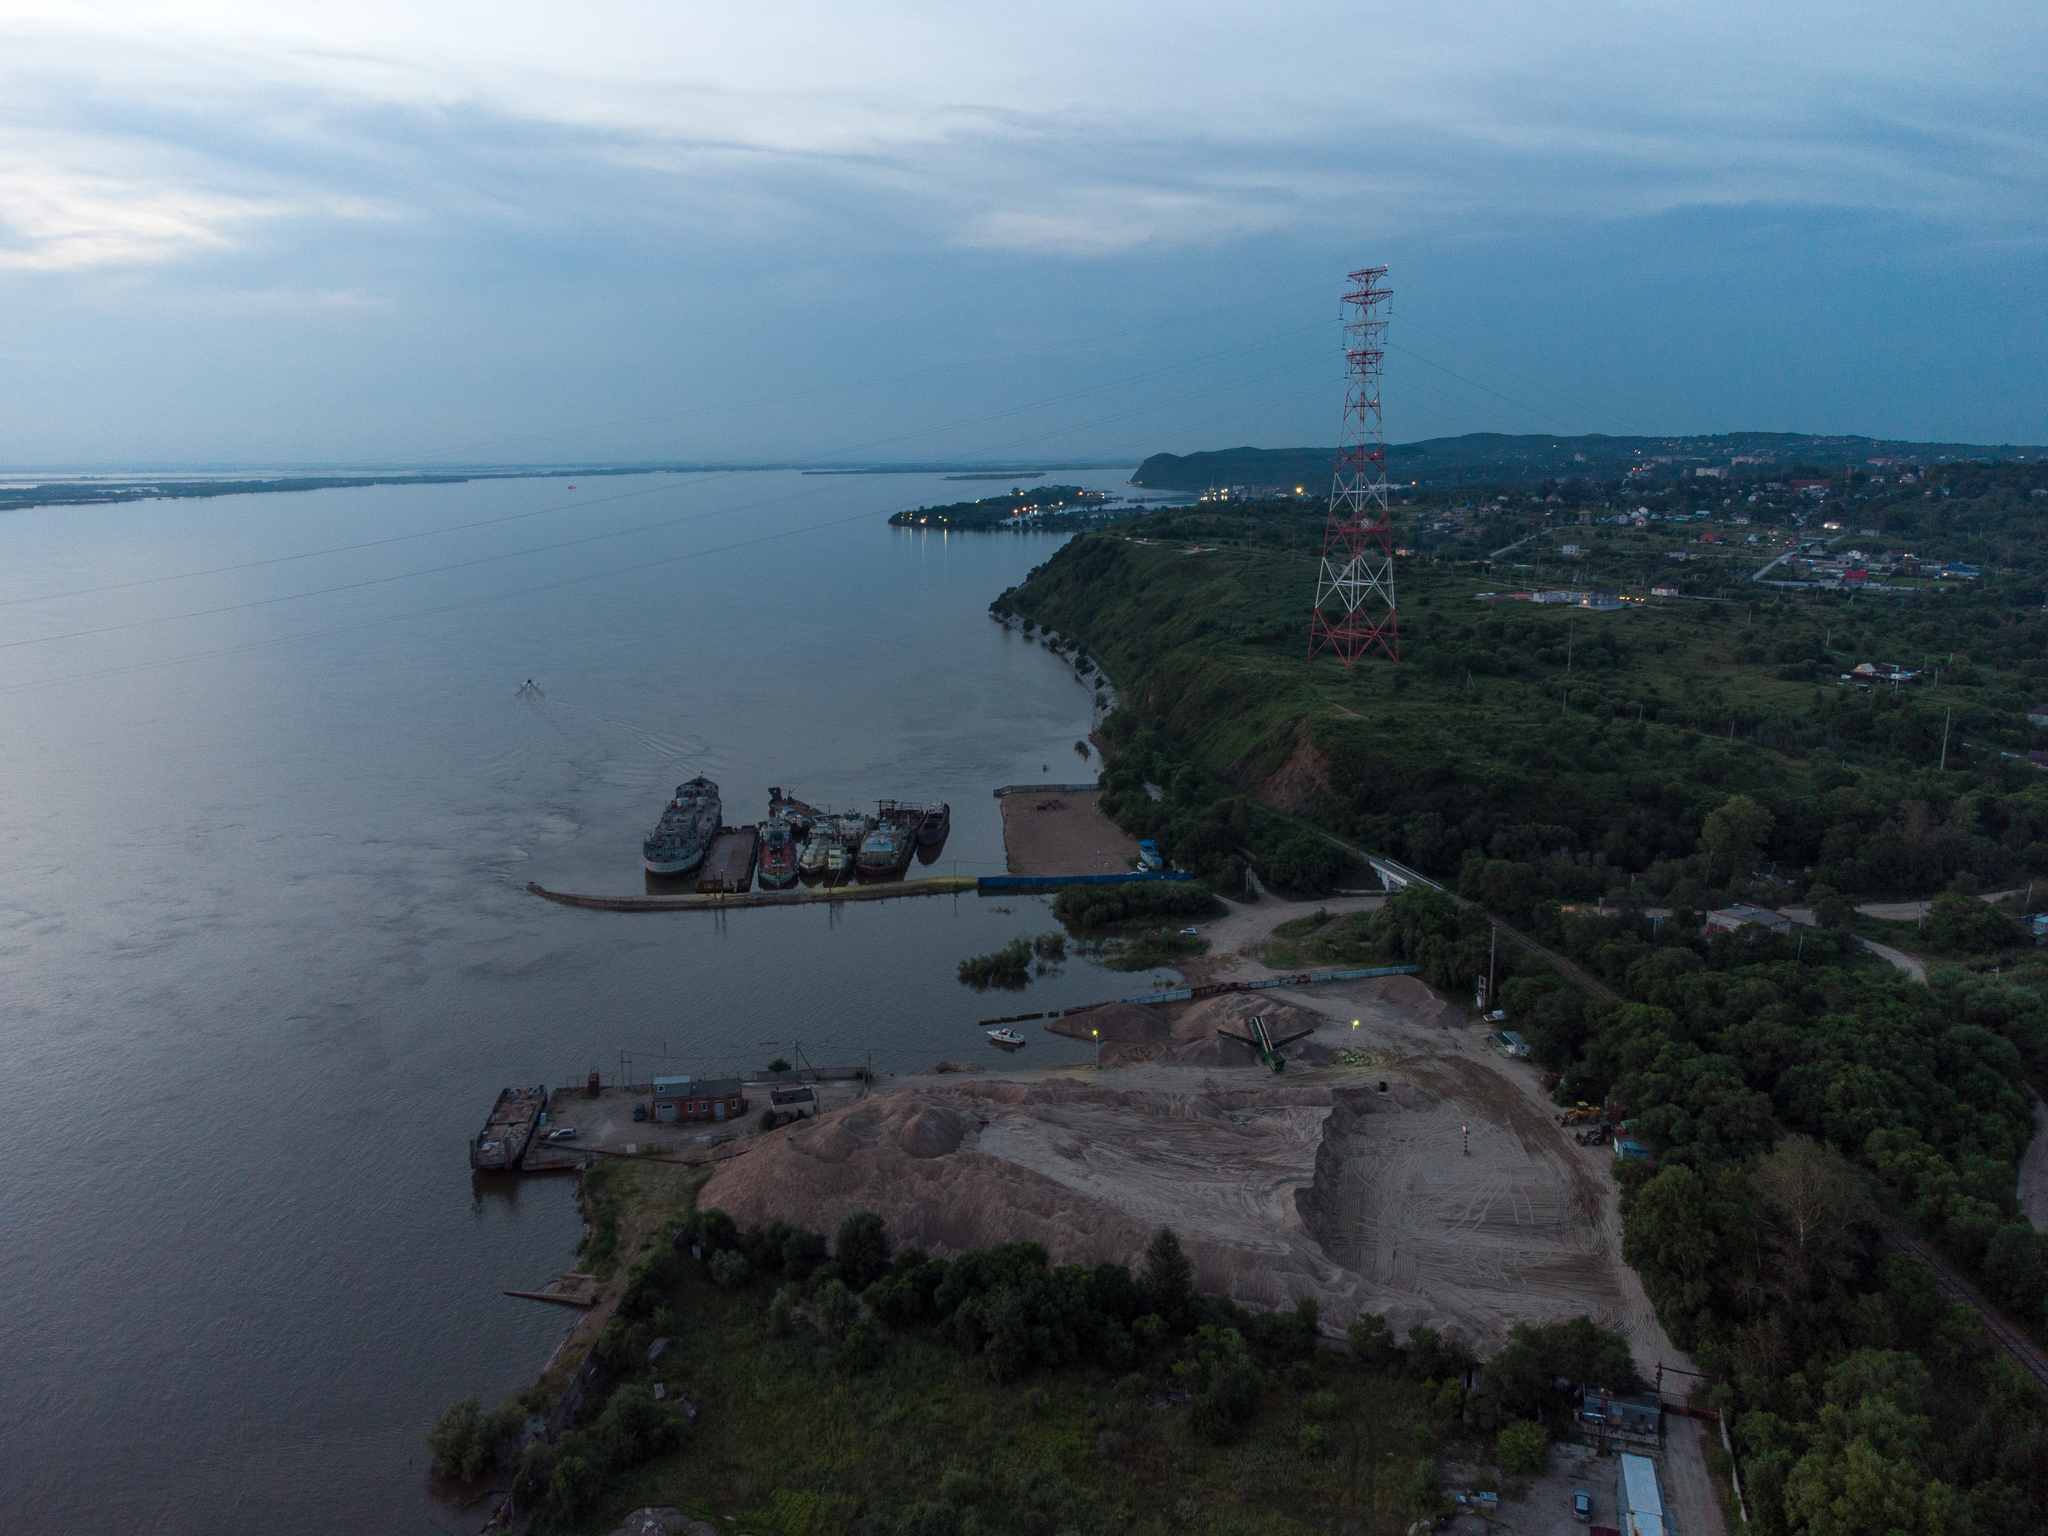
left=2, top=1, right=2042, bottom=466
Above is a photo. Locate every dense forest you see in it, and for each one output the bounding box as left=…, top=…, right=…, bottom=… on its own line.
left=1131, top=432, right=2048, bottom=493
left=996, top=464, right=2048, bottom=1533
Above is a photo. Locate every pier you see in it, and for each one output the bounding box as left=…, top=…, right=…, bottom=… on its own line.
left=526, top=875, right=975, bottom=912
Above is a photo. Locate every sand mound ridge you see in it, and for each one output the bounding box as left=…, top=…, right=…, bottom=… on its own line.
left=697, top=1047, right=1630, bottom=1352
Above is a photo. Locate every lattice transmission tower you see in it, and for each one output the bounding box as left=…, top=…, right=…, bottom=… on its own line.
left=1309, top=266, right=1398, bottom=667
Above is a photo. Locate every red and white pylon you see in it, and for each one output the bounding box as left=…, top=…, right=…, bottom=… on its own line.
left=1309, top=265, right=1399, bottom=667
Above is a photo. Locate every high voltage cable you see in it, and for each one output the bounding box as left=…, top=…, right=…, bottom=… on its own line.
left=1396, top=314, right=1641, bottom=438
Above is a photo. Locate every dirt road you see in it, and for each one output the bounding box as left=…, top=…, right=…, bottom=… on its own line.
left=1858, top=936, right=1927, bottom=982
left=2024, top=1100, right=2048, bottom=1234
left=1163, top=893, right=1386, bottom=987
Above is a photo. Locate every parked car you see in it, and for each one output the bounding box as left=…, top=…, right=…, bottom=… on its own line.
left=546, top=1127, right=578, bottom=1141
left=632, top=1104, right=648, bottom=1122
left=1178, top=926, right=1198, bottom=935
left=1574, top=1489, right=1591, bottom=1522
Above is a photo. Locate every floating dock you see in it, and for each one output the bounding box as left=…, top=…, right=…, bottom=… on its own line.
left=527, top=876, right=975, bottom=912
left=696, top=826, right=759, bottom=893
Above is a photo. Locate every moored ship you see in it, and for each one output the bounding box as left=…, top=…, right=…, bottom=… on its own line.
left=470, top=1084, right=549, bottom=1172
left=644, top=776, right=720, bottom=876
left=855, top=802, right=922, bottom=880
left=917, top=802, right=951, bottom=845
left=757, top=818, right=799, bottom=889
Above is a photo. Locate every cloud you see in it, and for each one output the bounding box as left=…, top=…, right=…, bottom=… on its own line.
left=1, top=1, right=2041, bottom=279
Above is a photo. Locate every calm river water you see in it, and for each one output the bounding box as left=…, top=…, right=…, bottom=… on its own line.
left=0, top=468, right=1157, bottom=1534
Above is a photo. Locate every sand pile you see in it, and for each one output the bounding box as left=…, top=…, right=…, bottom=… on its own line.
left=1055, top=993, right=1328, bottom=1068
left=695, top=970, right=1641, bottom=1355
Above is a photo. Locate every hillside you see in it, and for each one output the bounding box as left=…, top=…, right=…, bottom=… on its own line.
left=994, top=471, right=2048, bottom=1536
left=1131, top=432, right=2048, bottom=492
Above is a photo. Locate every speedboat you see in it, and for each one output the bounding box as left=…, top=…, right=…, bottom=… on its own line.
left=986, top=1027, right=1026, bottom=1050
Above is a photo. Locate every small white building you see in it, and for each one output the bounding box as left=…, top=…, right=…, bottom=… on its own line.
left=1617, top=1451, right=1666, bottom=1536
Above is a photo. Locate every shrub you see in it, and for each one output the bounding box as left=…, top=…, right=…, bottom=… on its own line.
left=709, top=1248, right=750, bottom=1288
left=1177, top=1325, right=1264, bottom=1443
left=1298, top=1424, right=1330, bottom=1460
left=813, top=1278, right=859, bottom=1344
left=1407, top=1458, right=1443, bottom=1516
left=1303, top=1389, right=1340, bottom=1422
left=842, top=1317, right=883, bottom=1372
left=766, top=1056, right=792, bottom=1072
left=759, top=1107, right=777, bottom=1133
left=767, top=1284, right=797, bottom=1337
left=1032, top=930, right=1067, bottom=963
left=1497, top=1418, right=1550, bottom=1475
left=958, top=937, right=1034, bottom=989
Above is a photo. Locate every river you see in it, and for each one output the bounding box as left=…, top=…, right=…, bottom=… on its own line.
left=0, top=467, right=1157, bottom=1534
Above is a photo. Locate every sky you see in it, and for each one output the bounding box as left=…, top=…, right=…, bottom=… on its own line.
left=1, top=0, right=2043, bottom=467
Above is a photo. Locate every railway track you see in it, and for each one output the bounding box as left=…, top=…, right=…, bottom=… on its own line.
left=1893, top=1229, right=2048, bottom=1395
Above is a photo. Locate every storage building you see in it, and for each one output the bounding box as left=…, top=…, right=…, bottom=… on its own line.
left=1616, top=1451, right=1666, bottom=1536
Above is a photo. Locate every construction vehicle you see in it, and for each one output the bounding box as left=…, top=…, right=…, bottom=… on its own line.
left=1217, top=1013, right=1316, bottom=1073
left=1557, top=1102, right=1602, bottom=1127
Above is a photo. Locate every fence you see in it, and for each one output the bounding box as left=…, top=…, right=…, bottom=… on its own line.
left=976, top=872, right=1192, bottom=892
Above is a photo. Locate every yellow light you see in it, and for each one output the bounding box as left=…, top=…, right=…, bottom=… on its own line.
left=1091, top=1029, right=1098, bottom=1037
left=1352, top=1020, right=1359, bottom=1027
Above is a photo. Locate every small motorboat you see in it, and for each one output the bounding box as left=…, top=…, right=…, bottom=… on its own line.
left=986, top=1027, right=1026, bottom=1050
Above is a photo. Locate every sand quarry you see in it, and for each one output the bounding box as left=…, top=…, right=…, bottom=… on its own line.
left=702, top=973, right=1666, bottom=1366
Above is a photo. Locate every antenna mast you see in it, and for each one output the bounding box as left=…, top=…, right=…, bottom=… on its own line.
left=1309, top=265, right=1399, bottom=667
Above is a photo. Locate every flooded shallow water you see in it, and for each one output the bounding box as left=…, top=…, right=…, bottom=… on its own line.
left=0, top=468, right=1153, bottom=1534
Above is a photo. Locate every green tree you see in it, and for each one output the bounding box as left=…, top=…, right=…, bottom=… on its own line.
left=1497, top=1419, right=1549, bottom=1475
left=836, top=1211, right=891, bottom=1289
left=1804, top=882, right=1852, bottom=929
left=1621, top=1164, right=1723, bottom=1315
left=1700, top=794, right=1773, bottom=883
left=1138, top=1226, right=1194, bottom=1326
left=1925, top=891, right=2013, bottom=953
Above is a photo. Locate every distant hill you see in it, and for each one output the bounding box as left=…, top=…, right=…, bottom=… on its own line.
left=1130, top=433, right=2047, bottom=492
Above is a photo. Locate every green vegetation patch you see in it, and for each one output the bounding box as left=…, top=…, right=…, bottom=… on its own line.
left=462, top=1208, right=1640, bottom=1535
left=1051, top=881, right=1224, bottom=930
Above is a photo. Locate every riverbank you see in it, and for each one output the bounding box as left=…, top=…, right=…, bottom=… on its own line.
left=525, top=877, right=975, bottom=912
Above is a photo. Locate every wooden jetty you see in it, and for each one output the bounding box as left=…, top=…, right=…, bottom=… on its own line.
left=527, top=875, right=975, bottom=913
left=504, top=1272, right=601, bottom=1309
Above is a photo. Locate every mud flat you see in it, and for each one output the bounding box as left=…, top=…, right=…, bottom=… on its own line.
left=698, top=974, right=1644, bottom=1361
left=998, top=790, right=1141, bottom=876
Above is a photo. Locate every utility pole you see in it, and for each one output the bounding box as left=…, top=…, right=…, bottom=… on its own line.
left=1940, top=707, right=1952, bottom=770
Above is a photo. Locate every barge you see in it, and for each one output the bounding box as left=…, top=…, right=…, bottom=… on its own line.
left=696, top=826, right=760, bottom=893
left=470, top=1084, right=549, bottom=1172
